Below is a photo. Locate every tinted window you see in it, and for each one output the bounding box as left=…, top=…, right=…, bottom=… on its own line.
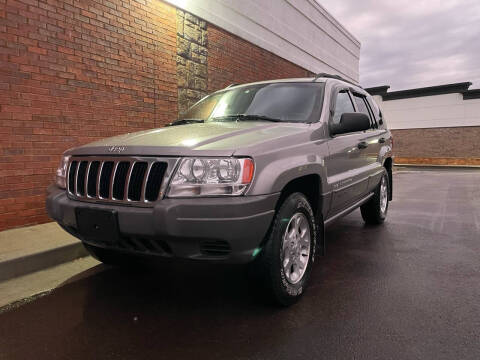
left=367, top=97, right=383, bottom=125
left=353, top=94, right=376, bottom=128
left=332, top=91, right=355, bottom=125
left=353, top=94, right=371, bottom=118
left=181, top=83, right=325, bottom=123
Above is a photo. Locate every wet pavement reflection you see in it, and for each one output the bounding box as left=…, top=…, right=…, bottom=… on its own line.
left=1, top=170, right=479, bottom=359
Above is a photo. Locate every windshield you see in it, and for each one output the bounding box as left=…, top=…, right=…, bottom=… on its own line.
left=180, top=82, right=325, bottom=123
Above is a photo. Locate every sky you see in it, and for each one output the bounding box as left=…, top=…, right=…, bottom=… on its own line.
left=319, top=0, right=480, bottom=90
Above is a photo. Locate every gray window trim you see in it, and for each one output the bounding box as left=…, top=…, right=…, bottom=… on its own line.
left=328, top=86, right=360, bottom=138
left=351, top=92, right=377, bottom=130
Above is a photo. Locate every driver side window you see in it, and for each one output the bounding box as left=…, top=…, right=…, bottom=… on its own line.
left=332, top=91, right=355, bottom=126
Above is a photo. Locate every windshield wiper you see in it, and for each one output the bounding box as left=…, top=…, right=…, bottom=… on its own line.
left=211, top=114, right=283, bottom=122
left=167, top=119, right=205, bottom=126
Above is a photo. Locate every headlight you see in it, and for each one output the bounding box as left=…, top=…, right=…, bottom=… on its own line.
left=167, top=157, right=254, bottom=197
left=55, top=155, right=70, bottom=189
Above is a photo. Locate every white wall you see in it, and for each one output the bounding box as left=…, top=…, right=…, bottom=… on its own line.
left=164, top=0, right=361, bottom=82
left=373, top=94, right=480, bottom=130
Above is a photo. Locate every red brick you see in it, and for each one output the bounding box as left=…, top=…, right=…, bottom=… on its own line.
left=0, top=0, right=177, bottom=231
left=391, top=128, right=480, bottom=159
left=27, top=45, right=47, bottom=54
left=208, top=24, right=312, bottom=92
left=0, top=2, right=313, bottom=232
left=57, top=45, right=74, bottom=54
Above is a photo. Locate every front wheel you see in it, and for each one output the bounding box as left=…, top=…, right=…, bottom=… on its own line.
left=360, top=170, right=390, bottom=224
left=252, top=192, right=317, bottom=306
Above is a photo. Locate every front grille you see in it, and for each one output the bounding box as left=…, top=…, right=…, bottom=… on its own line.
left=145, top=162, right=167, bottom=202
left=128, top=162, right=148, bottom=201
left=76, top=161, right=88, bottom=196
left=112, top=162, right=130, bottom=200
left=87, top=161, right=100, bottom=197
left=67, top=156, right=169, bottom=205
left=99, top=161, right=114, bottom=198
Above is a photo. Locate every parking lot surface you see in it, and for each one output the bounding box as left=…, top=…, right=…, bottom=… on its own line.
left=0, top=169, right=479, bottom=360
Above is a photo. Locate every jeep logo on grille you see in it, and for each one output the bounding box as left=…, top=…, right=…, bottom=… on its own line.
left=108, top=146, right=126, bottom=153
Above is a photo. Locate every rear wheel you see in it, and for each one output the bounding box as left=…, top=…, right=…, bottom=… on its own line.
left=360, top=170, right=389, bottom=224
left=252, top=192, right=317, bottom=306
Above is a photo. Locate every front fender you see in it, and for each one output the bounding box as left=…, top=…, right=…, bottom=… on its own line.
left=246, top=142, right=328, bottom=195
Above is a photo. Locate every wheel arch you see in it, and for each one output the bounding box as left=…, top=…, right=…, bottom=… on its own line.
left=383, top=157, right=393, bottom=201
left=274, top=173, right=323, bottom=219
left=274, top=173, right=326, bottom=255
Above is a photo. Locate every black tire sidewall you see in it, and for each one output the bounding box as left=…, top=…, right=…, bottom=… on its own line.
left=378, top=171, right=389, bottom=220
left=360, top=169, right=390, bottom=225
left=267, top=193, right=317, bottom=304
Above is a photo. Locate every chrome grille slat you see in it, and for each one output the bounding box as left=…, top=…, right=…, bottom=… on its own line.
left=66, top=156, right=175, bottom=207
left=140, top=162, right=153, bottom=202
left=96, top=161, right=104, bottom=198
left=73, top=161, right=79, bottom=195
left=87, top=161, right=100, bottom=198
left=67, top=161, right=78, bottom=195
left=124, top=161, right=134, bottom=201
left=128, top=162, right=148, bottom=201
left=99, top=161, right=114, bottom=199
left=76, top=161, right=88, bottom=197
left=112, top=161, right=130, bottom=200
left=109, top=161, right=119, bottom=200
left=145, top=162, right=167, bottom=202
left=85, top=161, right=92, bottom=197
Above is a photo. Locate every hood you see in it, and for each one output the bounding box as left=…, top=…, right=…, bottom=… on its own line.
left=70, top=121, right=311, bottom=157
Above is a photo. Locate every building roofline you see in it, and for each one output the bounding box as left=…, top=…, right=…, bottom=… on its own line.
left=364, top=85, right=390, bottom=96
left=365, top=82, right=473, bottom=101
left=309, top=0, right=361, bottom=46
left=462, top=89, right=480, bottom=100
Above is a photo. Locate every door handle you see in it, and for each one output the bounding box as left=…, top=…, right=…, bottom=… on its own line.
left=378, top=137, right=386, bottom=144
left=357, top=141, right=368, bottom=149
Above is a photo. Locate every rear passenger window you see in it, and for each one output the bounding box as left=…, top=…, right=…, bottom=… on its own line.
left=367, top=97, right=384, bottom=125
left=332, top=91, right=355, bottom=126
left=353, top=94, right=376, bottom=129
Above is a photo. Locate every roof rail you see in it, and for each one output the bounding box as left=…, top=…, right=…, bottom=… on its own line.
left=313, top=73, right=361, bottom=88
left=225, top=83, right=240, bottom=89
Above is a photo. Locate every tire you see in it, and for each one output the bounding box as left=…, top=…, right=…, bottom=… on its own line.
left=360, top=169, right=389, bottom=225
left=252, top=192, right=317, bottom=306
left=83, top=243, right=133, bottom=266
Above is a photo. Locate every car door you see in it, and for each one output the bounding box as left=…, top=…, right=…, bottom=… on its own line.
left=351, top=92, right=385, bottom=192
left=324, top=87, right=370, bottom=217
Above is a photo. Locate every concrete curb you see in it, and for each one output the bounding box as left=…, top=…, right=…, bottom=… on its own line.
left=0, top=242, right=89, bottom=283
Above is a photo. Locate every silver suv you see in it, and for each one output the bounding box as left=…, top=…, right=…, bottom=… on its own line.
left=47, top=74, right=393, bottom=305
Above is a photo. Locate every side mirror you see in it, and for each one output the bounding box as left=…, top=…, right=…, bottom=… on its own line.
left=331, top=113, right=370, bottom=136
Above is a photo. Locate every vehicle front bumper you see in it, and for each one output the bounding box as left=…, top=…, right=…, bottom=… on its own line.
left=46, top=185, right=279, bottom=264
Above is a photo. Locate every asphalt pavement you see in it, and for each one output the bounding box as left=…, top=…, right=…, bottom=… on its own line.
left=0, top=168, right=479, bottom=360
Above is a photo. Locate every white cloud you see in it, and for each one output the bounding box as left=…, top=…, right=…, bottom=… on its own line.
left=319, top=0, right=480, bottom=89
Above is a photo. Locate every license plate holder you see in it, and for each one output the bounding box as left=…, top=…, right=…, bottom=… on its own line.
left=75, top=208, right=120, bottom=243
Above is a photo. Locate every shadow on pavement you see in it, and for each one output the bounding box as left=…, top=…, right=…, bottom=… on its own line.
left=2, top=168, right=480, bottom=360
left=0, top=214, right=385, bottom=360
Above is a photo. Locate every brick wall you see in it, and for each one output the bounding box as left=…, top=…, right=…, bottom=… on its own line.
left=207, top=24, right=313, bottom=92
left=0, top=3, right=314, bottom=231
left=0, top=0, right=177, bottom=230
left=392, top=127, right=480, bottom=165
